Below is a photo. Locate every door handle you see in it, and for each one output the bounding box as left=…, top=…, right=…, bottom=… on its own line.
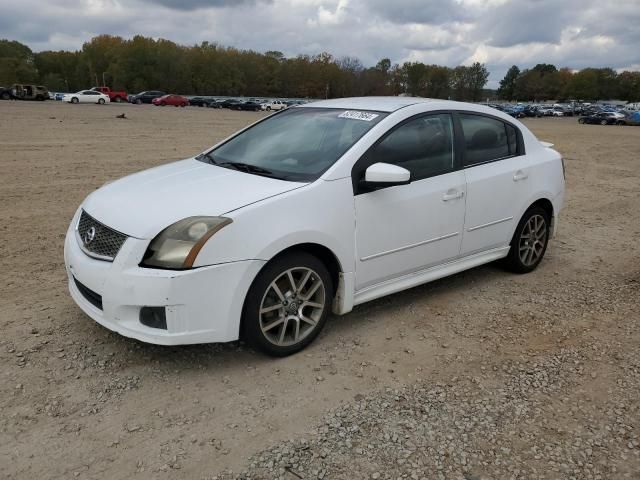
left=442, top=190, right=464, bottom=201
left=513, top=170, right=529, bottom=181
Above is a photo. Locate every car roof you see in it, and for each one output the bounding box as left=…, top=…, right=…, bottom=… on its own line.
left=301, top=96, right=449, bottom=113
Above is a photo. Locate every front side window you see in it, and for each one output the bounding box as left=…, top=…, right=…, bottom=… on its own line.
left=368, top=113, right=455, bottom=181
left=201, top=107, right=387, bottom=182
left=459, top=114, right=513, bottom=166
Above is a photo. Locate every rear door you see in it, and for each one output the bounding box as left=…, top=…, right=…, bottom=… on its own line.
left=457, top=113, right=532, bottom=256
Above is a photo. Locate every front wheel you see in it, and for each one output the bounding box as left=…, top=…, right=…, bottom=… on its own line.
left=503, top=207, right=550, bottom=273
left=71, top=97, right=79, bottom=104
left=600, top=120, right=608, bottom=125
left=136, top=99, right=142, bottom=105
left=578, top=118, right=585, bottom=124
left=242, top=252, right=333, bottom=356
left=114, top=97, right=122, bottom=103
left=98, top=98, right=105, bottom=104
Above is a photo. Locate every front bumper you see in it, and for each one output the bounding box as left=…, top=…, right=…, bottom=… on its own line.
left=64, top=213, right=265, bottom=345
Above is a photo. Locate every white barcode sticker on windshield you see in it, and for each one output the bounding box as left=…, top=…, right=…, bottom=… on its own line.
left=338, top=110, right=379, bottom=121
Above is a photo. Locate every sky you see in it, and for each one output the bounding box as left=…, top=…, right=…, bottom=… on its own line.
left=1, top=0, right=639, bottom=88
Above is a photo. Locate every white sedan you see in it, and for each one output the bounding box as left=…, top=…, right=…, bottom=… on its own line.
left=64, top=97, right=565, bottom=356
left=261, top=99, right=287, bottom=111
left=63, top=90, right=110, bottom=104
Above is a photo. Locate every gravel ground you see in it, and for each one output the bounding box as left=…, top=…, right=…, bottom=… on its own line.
left=1, top=102, right=639, bottom=479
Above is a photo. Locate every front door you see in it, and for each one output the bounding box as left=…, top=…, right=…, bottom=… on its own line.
left=353, top=113, right=467, bottom=290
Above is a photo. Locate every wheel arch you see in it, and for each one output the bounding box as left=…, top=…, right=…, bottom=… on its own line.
left=515, top=197, right=556, bottom=241
left=259, top=242, right=343, bottom=296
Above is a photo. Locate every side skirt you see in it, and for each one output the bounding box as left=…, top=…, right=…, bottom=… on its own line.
left=352, top=246, right=510, bottom=307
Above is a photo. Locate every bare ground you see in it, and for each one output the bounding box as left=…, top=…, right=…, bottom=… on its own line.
left=0, top=101, right=638, bottom=479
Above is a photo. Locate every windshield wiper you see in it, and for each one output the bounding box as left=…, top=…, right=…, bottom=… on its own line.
left=215, top=161, right=275, bottom=176
left=201, top=151, right=287, bottom=179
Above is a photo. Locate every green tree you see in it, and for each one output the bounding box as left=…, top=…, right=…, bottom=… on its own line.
left=497, top=65, right=520, bottom=100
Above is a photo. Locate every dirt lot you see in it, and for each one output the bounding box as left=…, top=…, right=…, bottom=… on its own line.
left=1, top=101, right=639, bottom=479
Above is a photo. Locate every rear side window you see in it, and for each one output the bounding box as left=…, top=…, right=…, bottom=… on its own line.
left=460, top=114, right=518, bottom=166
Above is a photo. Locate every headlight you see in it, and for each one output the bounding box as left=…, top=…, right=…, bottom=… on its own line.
left=141, top=216, right=232, bottom=269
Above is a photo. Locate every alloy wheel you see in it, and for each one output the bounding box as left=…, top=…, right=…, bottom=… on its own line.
left=518, top=214, right=547, bottom=267
left=259, top=267, right=326, bottom=347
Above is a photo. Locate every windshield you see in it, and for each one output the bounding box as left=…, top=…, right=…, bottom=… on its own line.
left=200, top=107, right=387, bottom=182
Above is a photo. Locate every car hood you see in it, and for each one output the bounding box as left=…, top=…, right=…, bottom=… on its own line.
left=82, top=158, right=307, bottom=239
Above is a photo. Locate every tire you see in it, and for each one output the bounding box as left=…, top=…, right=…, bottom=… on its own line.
left=98, top=98, right=105, bottom=104
left=114, top=97, right=122, bottom=103
left=617, top=121, right=626, bottom=126
left=160, top=101, right=166, bottom=106
left=600, top=120, right=608, bottom=125
left=503, top=206, right=551, bottom=274
left=242, top=252, right=333, bottom=357
left=266, top=106, right=271, bottom=111
left=71, top=97, right=79, bottom=104
left=136, top=99, right=142, bottom=105
left=578, top=118, right=585, bottom=124
left=1, top=91, right=10, bottom=100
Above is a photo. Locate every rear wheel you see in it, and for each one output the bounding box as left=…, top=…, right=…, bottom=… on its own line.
left=98, top=98, right=105, bottom=105
left=1, top=91, right=10, bottom=100
left=136, top=99, right=142, bottom=105
left=242, top=252, right=333, bottom=357
left=578, top=118, right=585, bottom=124
left=600, top=119, right=608, bottom=125
left=503, top=206, right=550, bottom=274
left=114, top=96, right=122, bottom=103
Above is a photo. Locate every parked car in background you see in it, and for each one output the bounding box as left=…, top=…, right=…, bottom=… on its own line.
left=550, top=109, right=566, bottom=117
left=189, top=96, right=211, bottom=107
left=62, top=90, right=110, bottom=104
left=129, top=91, right=166, bottom=104
left=91, top=86, right=128, bottom=103
left=54, top=92, right=65, bottom=101
left=578, top=112, right=619, bottom=125
left=522, top=106, right=543, bottom=118
left=4, top=84, right=49, bottom=101
left=235, top=100, right=262, bottom=111
left=618, top=112, right=640, bottom=126
left=261, top=100, right=287, bottom=111
left=207, top=99, right=224, bottom=108
left=152, top=94, right=189, bottom=107
left=219, top=98, right=242, bottom=109
left=64, top=97, right=564, bottom=356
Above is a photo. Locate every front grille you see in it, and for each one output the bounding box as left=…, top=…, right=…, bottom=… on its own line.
left=77, top=210, right=128, bottom=261
left=74, top=277, right=103, bottom=310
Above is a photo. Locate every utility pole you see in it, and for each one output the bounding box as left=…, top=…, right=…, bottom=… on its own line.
left=102, top=72, right=106, bottom=87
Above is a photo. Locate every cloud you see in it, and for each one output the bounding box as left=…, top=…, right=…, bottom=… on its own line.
left=141, top=0, right=269, bottom=10
left=365, top=0, right=469, bottom=25
left=0, top=0, right=637, bottom=89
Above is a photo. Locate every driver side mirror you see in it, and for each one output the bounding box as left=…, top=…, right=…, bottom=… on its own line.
left=361, top=163, right=411, bottom=190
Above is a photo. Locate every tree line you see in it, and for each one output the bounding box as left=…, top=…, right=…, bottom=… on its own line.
left=0, top=35, right=489, bottom=100
left=497, top=63, right=640, bottom=102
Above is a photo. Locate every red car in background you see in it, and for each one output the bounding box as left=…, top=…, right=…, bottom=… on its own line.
left=152, top=94, right=189, bottom=107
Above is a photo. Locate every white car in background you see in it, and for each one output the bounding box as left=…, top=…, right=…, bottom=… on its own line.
left=64, top=97, right=565, bottom=356
left=261, top=100, right=287, bottom=111
left=63, top=90, right=110, bottom=104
